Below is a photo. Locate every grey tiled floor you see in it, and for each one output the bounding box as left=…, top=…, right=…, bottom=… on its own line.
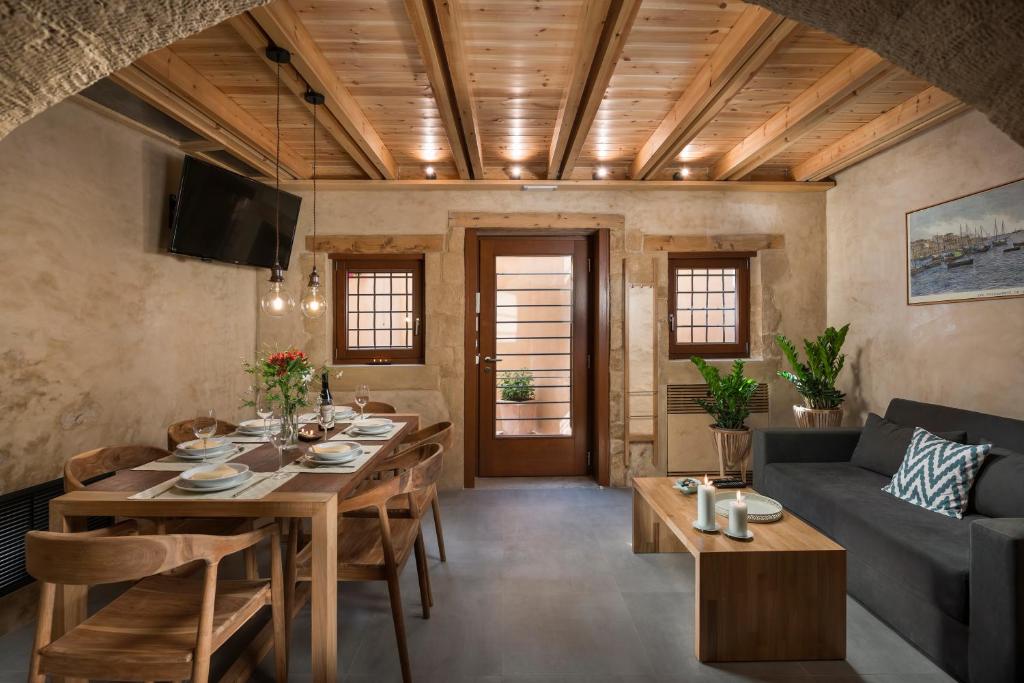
left=0, top=482, right=955, bottom=683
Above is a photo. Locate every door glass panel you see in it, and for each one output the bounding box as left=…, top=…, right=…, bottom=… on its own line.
left=494, top=255, right=573, bottom=437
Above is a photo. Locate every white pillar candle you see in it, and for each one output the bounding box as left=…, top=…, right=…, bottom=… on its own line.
left=696, top=474, right=717, bottom=530
left=728, top=491, right=748, bottom=537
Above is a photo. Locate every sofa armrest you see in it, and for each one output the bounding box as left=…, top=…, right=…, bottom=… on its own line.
left=969, top=518, right=1024, bottom=683
left=753, top=428, right=861, bottom=490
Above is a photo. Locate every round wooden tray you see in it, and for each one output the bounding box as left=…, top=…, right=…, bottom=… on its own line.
left=714, top=491, right=783, bottom=523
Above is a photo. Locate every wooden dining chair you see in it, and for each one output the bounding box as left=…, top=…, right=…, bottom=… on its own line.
left=374, top=421, right=452, bottom=562
left=339, top=400, right=396, bottom=414
left=290, top=443, right=444, bottom=683
left=167, top=418, right=239, bottom=450
left=26, top=523, right=287, bottom=683
left=64, top=445, right=260, bottom=577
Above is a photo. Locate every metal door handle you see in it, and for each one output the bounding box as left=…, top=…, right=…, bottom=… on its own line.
left=482, top=356, right=503, bottom=363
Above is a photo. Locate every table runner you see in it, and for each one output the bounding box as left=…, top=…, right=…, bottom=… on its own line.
left=132, top=443, right=262, bottom=471
left=280, top=444, right=381, bottom=474
left=129, top=471, right=297, bottom=500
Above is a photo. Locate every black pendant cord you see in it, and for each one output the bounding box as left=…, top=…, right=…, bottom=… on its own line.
left=274, top=58, right=281, bottom=270
left=311, top=97, right=318, bottom=274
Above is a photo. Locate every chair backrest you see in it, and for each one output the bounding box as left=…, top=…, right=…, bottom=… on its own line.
left=26, top=526, right=271, bottom=586
left=401, top=421, right=453, bottom=451
left=64, top=445, right=168, bottom=492
left=167, top=419, right=238, bottom=450
left=28, top=533, right=213, bottom=585
left=338, top=443, right=444, bottom=514
left=340, top=401, right=396, bottom=414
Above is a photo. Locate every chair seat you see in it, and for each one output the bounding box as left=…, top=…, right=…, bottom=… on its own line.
left=296, top=516, right=421, bottom=581
left=39, top=575, right=270, bottom=680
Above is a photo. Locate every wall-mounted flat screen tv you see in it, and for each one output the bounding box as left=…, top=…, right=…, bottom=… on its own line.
left=169, top=155, right=301, bottom=269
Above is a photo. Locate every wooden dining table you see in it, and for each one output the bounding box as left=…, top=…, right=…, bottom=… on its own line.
left=47, top=413, right=419, bottom=683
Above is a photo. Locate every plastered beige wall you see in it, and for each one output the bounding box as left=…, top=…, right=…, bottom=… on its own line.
left=260, top=188, right=827, bottom=488
left=827, top=111, right=1024, bottom=421
left=0, top=101, right=259, bottom=494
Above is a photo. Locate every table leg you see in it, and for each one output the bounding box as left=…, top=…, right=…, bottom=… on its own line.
left=310, top=497, right=338, bottom=683
left=48, top=506, right=87, bottom=683
left=632, top=488, right=686, bottom=554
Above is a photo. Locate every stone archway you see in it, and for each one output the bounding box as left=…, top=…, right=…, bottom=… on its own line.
left=0, top=0, right=265, bottom=139
left=749, top=0, right=1024, bottom=148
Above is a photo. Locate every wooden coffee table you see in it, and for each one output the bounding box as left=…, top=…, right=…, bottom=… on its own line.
left=632, top=477, right=846, bottom=663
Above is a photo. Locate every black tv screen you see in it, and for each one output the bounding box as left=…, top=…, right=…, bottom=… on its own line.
left=169, top=156, right=301, bottom=269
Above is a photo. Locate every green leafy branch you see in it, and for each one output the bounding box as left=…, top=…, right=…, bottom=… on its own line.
left=775, top=323, right=849, bottom=409
left=690, top=357, right=759, bottom=430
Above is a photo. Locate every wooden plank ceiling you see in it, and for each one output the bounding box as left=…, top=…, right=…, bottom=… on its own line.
left=115, top=0, right=964, bottom=185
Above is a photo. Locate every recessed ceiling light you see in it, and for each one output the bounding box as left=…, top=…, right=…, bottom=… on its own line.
left=509, top=165, right=522, bottom=180
left=673, top=167, right=690, bottom=180
left=593, top=166, right=609, bottom=180
left=424, top=166, right=436, bottom=180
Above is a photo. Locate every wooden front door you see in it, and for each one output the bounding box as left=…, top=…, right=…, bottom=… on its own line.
left=477, top=236, right=590, bottom=476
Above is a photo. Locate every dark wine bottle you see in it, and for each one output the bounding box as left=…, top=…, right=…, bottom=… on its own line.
left=320, top=371, right=333, bottom=405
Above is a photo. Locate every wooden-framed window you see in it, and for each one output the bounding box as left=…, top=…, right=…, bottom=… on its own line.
left=668, top=253, right=751, bottom=359
left=332, top=254, right=425, bottom=364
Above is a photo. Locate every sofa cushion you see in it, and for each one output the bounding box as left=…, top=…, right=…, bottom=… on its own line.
left=850, top=413, right=967, bottom=476
left=971, top=445, right=1024, bottom=517
left=883, top=428, right=990, bottom=519
left=761, top=461, right=976, bottom=623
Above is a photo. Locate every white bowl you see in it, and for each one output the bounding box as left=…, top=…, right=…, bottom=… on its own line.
left=310, top=441, right=362, bottom=461
left=177, top=437, right=233, bottom=455
left=350, top=418, right=393, bottom=434
left=178, top=463, right=250, bottom=489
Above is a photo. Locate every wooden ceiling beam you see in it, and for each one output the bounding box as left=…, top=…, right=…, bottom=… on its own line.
left=228, top=12, right=382, bottom=180
left=403, top=0, right=483, bottom=180
left=792, top=86, right=966, bottom=181
left=134, top=48, right=312, bottom=179
left=547, top=0, right=642, bottom=180
left=631, top=7, right=798, bottom=180
left=249, top=0, right=399, bottom=180
left=109, top=65, right=283, bottom=179
left=711, top=48, right=896, bottom=180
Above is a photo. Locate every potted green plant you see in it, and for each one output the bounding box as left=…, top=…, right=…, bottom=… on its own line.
left=690, top=357, right=760, bottom=479
left=497, top=370, right=537, bottom=435
left=775, top=323, right=850, bottom=428
left=500, top=369, right=536, bottom=402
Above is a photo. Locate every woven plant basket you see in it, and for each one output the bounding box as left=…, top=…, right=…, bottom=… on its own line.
left=709, top=426, right=752, bottom=479
left=793, top=405, right=844, bottom=428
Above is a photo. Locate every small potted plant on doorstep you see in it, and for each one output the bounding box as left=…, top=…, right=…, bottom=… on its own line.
left=690, top=357, right=759, bottom=479
left=775, top=324, right=850, bottom=428
left=496, top=369, right=537, bottom=435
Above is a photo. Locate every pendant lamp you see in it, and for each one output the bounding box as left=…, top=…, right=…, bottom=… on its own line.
left=300, top=89, right=327, bottom=319
left=260, top=46, right=296, bottom=317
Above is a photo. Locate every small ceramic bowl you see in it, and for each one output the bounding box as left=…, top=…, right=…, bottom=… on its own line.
left=673, top=477, right=700, bottom=495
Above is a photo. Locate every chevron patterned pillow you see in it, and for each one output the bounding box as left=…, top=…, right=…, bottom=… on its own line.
left=883, top=428, right=991, bottom=519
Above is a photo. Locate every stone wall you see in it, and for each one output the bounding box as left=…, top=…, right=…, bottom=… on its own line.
left=827, top=111, right=1024, bottom=421
left=259, top=188, right=828, bottom=488
left=0, top=100, right=259, bottom=494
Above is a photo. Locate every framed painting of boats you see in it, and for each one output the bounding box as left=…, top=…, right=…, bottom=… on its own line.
left=906, top=177, right=1024, bottom=305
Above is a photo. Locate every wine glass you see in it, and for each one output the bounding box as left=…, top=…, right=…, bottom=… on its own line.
left=255, top=391, right=273, bottom=436
left=268, top=410, right=288, bottom=464
left=355, top=384, right=370, bottom=420
left=316, top=395, right=332, bottom=441
left=193, top=409, right=217, bottom=457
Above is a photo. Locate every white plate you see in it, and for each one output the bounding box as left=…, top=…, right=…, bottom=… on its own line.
left=238, top=418, right=281, bottom=433
left=310, top=441, right=362, bottom=460
left=175, top=467, right=253, bottom=492
left=306, top=453, right=358, bottom=466
left=334, top=407, right=356, bottom=419
left=176, top=439, right=234, bottom=458
left=714, top=491, right=783, bottom=523
left=351, top=418, right=392, bottom=431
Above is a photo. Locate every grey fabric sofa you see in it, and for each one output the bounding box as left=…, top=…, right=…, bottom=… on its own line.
left=753, top=399, right=1024, bottom=683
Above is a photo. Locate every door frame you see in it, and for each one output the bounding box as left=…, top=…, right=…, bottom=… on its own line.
left=462, top=215, right=613, bottom=487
